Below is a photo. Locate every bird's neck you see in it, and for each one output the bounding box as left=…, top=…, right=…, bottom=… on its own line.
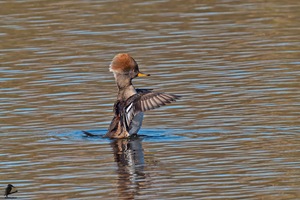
left=114, top=73, right=137, bottom=101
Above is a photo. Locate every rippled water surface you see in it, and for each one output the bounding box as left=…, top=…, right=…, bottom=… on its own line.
left=1, top=0, right=300, bottom=199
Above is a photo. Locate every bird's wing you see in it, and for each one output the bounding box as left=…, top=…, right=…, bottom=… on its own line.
left=123, top=89, right=180, bottom=129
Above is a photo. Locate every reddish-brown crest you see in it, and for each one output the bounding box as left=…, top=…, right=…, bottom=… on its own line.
left=110, top=53, right=138, bottom=73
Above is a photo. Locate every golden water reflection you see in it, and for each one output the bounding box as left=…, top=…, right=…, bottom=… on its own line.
left=0, top=0, right=299, bottom=199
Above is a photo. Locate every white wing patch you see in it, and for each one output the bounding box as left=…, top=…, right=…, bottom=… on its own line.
left=125, top=102, right=134, bottom=128
left=126, top=102, right=133, bottom=113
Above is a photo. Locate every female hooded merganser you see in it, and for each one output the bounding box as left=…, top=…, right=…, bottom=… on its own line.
left=105, top=53, right=180, bottom=139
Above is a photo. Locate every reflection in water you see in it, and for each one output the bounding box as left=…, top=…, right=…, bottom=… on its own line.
left=110, top=137, right=150, bottom=199
left=1, top=0, right=299, bottom=199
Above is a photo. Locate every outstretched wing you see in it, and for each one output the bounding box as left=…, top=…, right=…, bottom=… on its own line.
left=123, top=89, right=180, bottom=129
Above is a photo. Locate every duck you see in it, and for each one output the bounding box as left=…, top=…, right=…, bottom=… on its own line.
left=105, top=53, right=180, bottom=139
left=4, top=184, right=18, bottom=198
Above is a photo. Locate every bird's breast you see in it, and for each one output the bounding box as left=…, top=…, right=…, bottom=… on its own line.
left=128, top=112, right=144, bottom=135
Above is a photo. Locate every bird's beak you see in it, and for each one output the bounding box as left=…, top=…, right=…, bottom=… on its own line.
left=137, top=72, right=150, bottom=77
left=11, top=186, right=18, bottom=193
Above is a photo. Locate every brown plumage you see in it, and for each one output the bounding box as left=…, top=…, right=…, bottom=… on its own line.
left=105, top=53, right=180, bottom=139
left=110, top=53, right=138, bottom=73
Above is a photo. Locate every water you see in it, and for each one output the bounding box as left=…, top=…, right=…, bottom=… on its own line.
left=1, top=0, right=300, bottom=199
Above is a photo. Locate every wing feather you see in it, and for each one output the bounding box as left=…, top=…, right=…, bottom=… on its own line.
left=123, top=89, right=180, bottom=130
left=162, top=94, right=173, bottom=103
left=144, top=99, right=151, bottom=110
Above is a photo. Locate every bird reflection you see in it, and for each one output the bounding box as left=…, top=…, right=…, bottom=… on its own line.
left=110, top=136, right=150, bottom=199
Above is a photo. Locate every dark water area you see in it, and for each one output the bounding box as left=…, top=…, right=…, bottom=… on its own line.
left=1, top=0, right=300, bottom=199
